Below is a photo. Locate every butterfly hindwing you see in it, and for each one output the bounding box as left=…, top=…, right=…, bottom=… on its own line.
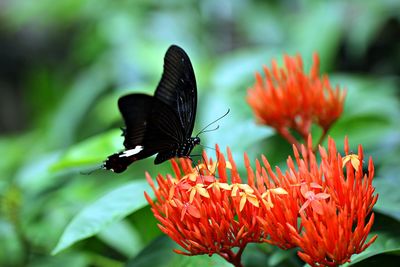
left=103, top=94, right=154, bottom=173
left=118, top=94, right=183, bottom=156
left=118, top=94, right=153, bottom=148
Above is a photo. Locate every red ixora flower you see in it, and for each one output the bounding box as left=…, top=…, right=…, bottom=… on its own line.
left=246, top=53, right=346, bottom=149
left=244, top=136, right=378, bottom=260
left=144, top=146, right=288, bottom=267
left=285, top=136, right=378, bottom=266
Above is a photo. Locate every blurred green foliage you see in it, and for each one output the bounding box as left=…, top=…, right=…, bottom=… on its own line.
left=1, top=0, right=400, bottom=266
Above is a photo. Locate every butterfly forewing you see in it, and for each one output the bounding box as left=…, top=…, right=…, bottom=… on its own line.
left=154, top=45, right=197, bottom=138
left=149, top=98, right=185, bottom=144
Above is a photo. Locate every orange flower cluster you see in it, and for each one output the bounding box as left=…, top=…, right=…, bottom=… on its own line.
left=247, top=54, right=346, bottom=146
left=286, top=137, right=378, bottom=266
left=145, top=138, right=377, bottom=266
left=145, top=146, right=288, bottom=266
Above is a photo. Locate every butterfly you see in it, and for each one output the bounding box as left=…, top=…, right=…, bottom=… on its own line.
left=103, top=45, right=199, bottom=173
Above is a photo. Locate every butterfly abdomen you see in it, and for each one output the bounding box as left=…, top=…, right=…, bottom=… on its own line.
left=104, top=146, right=144, bottom=173
left=104, top=153, right=133, bottom=173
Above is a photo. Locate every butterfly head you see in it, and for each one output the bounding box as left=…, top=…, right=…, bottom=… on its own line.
left=192, top=136, right=201, bottom=146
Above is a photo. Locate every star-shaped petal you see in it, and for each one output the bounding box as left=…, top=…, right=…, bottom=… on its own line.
left=342, top=154, right=361, bottom=170
left=299, top=190, right=330, bottom=215
left=188, top=183, right=210, bottom=203
left=239, top=191, right=259, bottom=211
left=261, top=187, right=288, bottom=209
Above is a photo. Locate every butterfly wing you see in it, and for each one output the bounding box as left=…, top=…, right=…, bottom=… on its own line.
left=104, top=94, right=156, bottom=172
left=118, top=94, right=153, bottom=149
left=154, top=45, right=197, bottom=138
left=118, top=93, right=183, bottom=158
left=104, top=94, right=186, bottom=172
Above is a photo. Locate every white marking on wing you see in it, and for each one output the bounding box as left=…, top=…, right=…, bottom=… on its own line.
left=119, top=146, right=144, bottom=157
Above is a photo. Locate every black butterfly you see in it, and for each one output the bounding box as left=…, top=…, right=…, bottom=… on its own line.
left=103, top=45, right=199, bottom=173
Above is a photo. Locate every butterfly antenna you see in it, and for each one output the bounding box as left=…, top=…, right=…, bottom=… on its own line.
left=196, top=108, right=230, bottom=137
left=199, top=125, right=220, bottom=134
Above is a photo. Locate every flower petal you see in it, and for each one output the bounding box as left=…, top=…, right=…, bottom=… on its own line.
left=247, top=195, right=260, bottom=208
left=197, top=187, right=210, bottom=198
left=310, top=200, right=323, bottom=215
left=270, top=187, right=288, bottom=195
left=239, top=194, right=247, bottom=211
left=299, top=200, right=311, bottom=213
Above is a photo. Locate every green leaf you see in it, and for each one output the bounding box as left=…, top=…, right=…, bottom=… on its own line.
left=125, top=235, right=177, bottom=267
left=373, top=178, right=400, bottom=222
left=51, top=129, right=121, bottom=171
left=52, top=180, right=153, bottom=255
left=330, top=114, right=392, bottom=147
left=344, top=232, right=400, bottom=266
left=342, top=212, right=400, bottom=266
left=129, top=205, right=161, bottom=244
left=241, top=243, right=299, bottom=267
left=327, top=75, right=400, bottom=150
left=29, top=252, right=89, bottom=267
left=98, top=220, right=143, bottom=258
left=126, top=235, right=231, bottom=267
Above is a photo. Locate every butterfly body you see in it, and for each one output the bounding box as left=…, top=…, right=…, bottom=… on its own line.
left=177, top=137, right=200, bottom=157
left=103, top=45, right=199, bottom=173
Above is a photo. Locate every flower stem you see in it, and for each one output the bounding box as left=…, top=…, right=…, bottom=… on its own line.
left=219, top=248, right=245, bottom=267
left=314, top=129, right=328, bottom=152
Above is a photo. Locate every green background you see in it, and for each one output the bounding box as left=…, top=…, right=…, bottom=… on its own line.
left=1, top=1, right=399, bottom=266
